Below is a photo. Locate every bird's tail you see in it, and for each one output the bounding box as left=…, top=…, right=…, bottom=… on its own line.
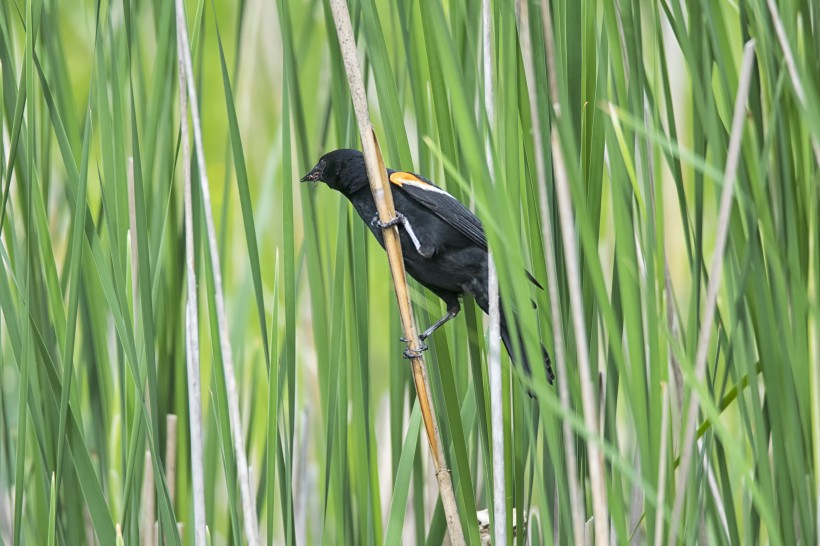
left=500, top=316, right=555, bottom=385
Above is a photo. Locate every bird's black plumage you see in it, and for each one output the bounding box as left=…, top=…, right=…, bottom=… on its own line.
left=302, top=149, right=553, bottom=383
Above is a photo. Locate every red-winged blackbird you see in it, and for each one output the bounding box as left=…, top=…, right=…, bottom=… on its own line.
left=302, top=149, right=553, bottom=382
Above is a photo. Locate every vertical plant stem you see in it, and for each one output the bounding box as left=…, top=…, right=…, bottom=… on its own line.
left=177, top=20, right=208, bottom=546
left=327, top=1, right=466, bottom=543
left=551, top=128, right=609, bottom=546
left=812, top=183, right=820, bottom=546
left=538, top=0, right=609, bottom=537
left=174, top=5, right=230, bottom=545
left=482, top=0, right=506, bottom=544
left=538, top=0, right=560, bottom=113
left=766, top=0, right=820, bottom=167
left=13, top=1, right=35, bottom=543
left=165, top=415, right=178, bottom=505
left=127, top=157, right=138, bottom=329
left=141, top=451, right=155, bottom=545
left=669, top=40, right=756, bottom=545
left=518, top=0, right=585, bottom=541
left=652, top=384, right=670, bottom=546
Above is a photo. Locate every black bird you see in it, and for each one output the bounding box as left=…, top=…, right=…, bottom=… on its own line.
left=302, top=149, right=553, bottom=382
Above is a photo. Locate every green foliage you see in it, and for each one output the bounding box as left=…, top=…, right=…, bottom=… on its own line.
left=0, top=0, right=818, bottom=544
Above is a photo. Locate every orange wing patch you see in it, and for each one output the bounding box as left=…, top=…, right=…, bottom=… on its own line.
left=389, top=171, right=450, bottom=196
left=389, top=171, right=427, bottom=187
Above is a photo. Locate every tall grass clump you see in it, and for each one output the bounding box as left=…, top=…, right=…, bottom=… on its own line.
left=0, top=0, right=818, bottom=544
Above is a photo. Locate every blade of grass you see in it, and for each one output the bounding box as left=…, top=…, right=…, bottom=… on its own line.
left=213, top=10, right=270, bottom=368
left=517, top=0, right=584, bottom=541
left=173, top=0, right=258, bottom=543
left=177, top=13, right=207, bottom=542
left=669, top=40, right=757, bottom=544
left=383, top=403, right=422, bottom=544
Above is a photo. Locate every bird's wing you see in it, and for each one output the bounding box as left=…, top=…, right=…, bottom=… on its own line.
left=389, top=170, right=549, bottom=290
left=388, top=170, right=488, bottom=249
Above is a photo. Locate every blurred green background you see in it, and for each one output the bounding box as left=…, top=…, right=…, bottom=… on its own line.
left=1, top=0, right=819, bottom=544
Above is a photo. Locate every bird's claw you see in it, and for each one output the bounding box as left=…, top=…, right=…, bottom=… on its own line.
left=402, top=343, right=428, bottom=359
left=371, top=212, right=405, bottom=229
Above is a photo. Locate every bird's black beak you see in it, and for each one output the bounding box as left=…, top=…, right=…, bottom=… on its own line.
left=300, top=160, right=325, bottom=183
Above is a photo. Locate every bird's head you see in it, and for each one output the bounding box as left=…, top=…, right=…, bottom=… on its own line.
left=301, top=148, right=368, bottom=195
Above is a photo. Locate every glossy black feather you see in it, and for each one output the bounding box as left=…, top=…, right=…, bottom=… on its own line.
left=302, top=149, right=554, bottom=385
left=387, top=169, right=488, bottom=250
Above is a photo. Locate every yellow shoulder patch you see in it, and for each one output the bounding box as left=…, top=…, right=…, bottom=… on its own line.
left=389, top=171, right=426, bottom=187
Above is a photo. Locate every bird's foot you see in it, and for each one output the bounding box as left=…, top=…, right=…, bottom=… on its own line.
left=371, top=212, right=406, bottom=229
left=402, top=343, right=429, bottom=360
left=371, top=213, right=426, bottom=254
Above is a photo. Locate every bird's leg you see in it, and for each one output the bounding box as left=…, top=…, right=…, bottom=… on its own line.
left=418, top=309, right=459, bottom=340
left=371, top=212, right=423, bottom=254
left=401, top=303, right=461, bottom=343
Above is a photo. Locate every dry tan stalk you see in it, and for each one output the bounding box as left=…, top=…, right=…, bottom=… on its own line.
left=327, top=0, right=466, bottom=543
